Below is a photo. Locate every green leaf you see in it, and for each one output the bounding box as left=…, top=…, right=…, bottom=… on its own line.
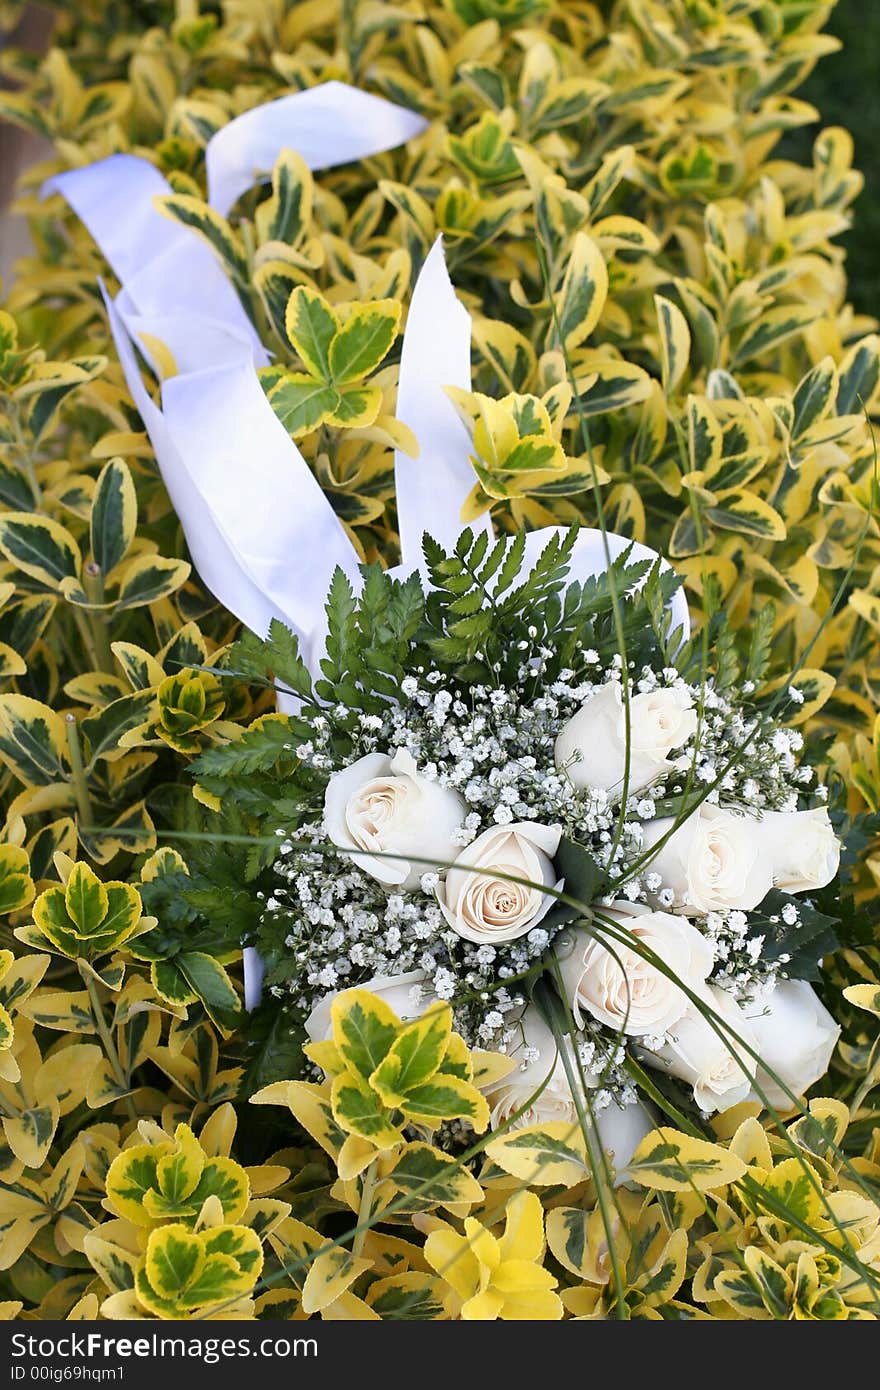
left=628, top=1128, right=746, bottom=1192
left=0, top=513, right=80, bottom=589
left=327, top=301, right=400, bottom=384
left=370, top=1006, right=451, bottom=1103
left=554, top=232, right=608, bottom=352
left=65, top=863, right=108, bottom=935
left=655, top=294, right=691, bottom=393
left=284, top=287, right=337, bottom=380
left=331, top=989, right=401, bottom=1081
left=384, top=1142, right=483, bottom=1213
left=176, top=951, right=241, bottom=1030
left=114, top=556, right=191, bottom=610
left=90, top=458, right=136, bottom=576
left=267, top=372, right=339, bottom=435
left=0, top=695, right=68, bottom=785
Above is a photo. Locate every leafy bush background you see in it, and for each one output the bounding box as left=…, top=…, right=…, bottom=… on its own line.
left=796, top=0, right=880, bottom=314
left=0, top=0, right=876, bottom=1321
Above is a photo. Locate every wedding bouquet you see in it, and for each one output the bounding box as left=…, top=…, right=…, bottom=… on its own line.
left=194, top=524, right=842, bottom=1149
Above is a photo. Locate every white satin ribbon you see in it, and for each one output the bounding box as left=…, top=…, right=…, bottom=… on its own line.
left=394, top=238, right=493, bottom=577
left=102, top=288, right=289, bottom=640
left=206, top=81, right=429, bottom=217
left=50, top=155, right=265, bottom=366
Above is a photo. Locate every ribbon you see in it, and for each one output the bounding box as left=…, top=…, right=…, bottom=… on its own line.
left=206, top=81, right=429, bottom=217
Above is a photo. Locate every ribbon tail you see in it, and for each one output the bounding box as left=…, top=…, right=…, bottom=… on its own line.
left=394, top=237, right=493, bottom=579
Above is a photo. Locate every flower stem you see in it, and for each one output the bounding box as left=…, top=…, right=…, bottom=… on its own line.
left=352, top=1158, right=378, bottom=1258
left=83, top=562, right=115, bottom=673
left=79, top=962, right=138, bottom=1125
left=65, top=713, right=94, bottom=828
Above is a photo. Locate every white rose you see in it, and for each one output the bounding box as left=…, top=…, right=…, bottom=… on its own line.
left=649, top=985, right=758, bottom=1113
left=483, top=1006, right=653, bottom=1185
left=556, top=901, right=713, bottom=1036
left=305, top=969, right=434, bottom=1043
left=761, top=808, right=840, bottom=893
left=323, top=749, right=466, bottom=889
left=641, top=805, right=773, bottom=913
left=745, top=979, right=840, bottom=1111
left=484, top=1008, right=590, bottom=1131
left=555, top=681, right=697, bottom=797
left=436, top=821, right=562, bottom=945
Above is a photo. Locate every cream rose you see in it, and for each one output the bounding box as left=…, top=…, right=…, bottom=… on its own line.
left=761, top=808, right=840, bottom=893
left=436, top=821, right=562, bottom=945
left=641, top=805, right=773, bottom=913
left=556, top=901, right=713, bottom=1036
left=555, top=681, right=697, bottom=797
left=323, top=749, right=466, bottom=889
left=483, top=1006, right=654, bottom=1185
left=745, top=979, right=840, bottom=1111
left=305, top=969, right=434, bottom=1043
left=649, top=985, right=758, bottom=1113
left=484, top=1008, right=586, bottom=1130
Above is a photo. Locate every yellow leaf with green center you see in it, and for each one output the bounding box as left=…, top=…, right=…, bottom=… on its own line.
left=137, top=1222, right=259, bottom=1317
left=0, top=514, right=81, bottom=591
left=267, top=371, right=340, bottom=436
left=655, top=294, right=691, bottom=394
left=0, top=696, right=69, bottom=786
left=327, top=301, right=400, bottom=384
left=284, top=286, right=337, bottom=379
left=484, top=1122, right=590, bottom=1186
left=555, top=232, right=608, bottom=352
left=0, top=845, right=34, bottom=914
left=442, top=1031, right=474, bottom=1082
left=331, top=1068, right=403, bottom=1148
left=154, top=1123, right=205, bottom=1206
left=628, top=1127, right=746, bottom=1192
left=366, top=1271, right=452, bottom=1319
left=634, top=1228, right=688, bottom=1308
left=787, top=1098, right=849, bottom=1170
left=401, top=1073, right=490, bottom=1131
left=65, top=863, right=107, bottom=935
left=325, top=383, right=383, bottom=428
left=370, top=1004, right=452, bottom=1105
left=105, top=1143, right=164, bottom=1226
left=743, top=1247, right=793, bottom=1318
left=713, top=1264, right=774, bottom=1319
left=251, top=1079, right=344, bottom=1162
left=90, top=458, right=136, bottom=577
left=301, top=1248, right=372, bottom=1315
left=331, top=988, right=401, bottom=1081
left=757, top=1157, right=823, bottom=1228
left=155, top=196, right=247, bottom=282
left=383, top=1142, right=483, bottom=1214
